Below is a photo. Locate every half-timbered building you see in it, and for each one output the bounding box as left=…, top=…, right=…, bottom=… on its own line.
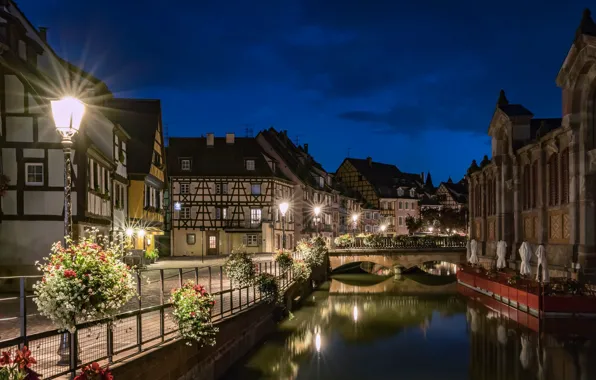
left=168, top=134, right=295, bottom=256
left=436, top=178, right=468, bottom=210
left=0, top=2, right=119, bottom=271
left=111, top=123, right=130, bottom=238
left=335, top=157, right=426, bottom=235
left=257, top=128, right=342, bottom=245
left=467, top=8, right=596, bottom=278
left=106, top=98, right=166, bottom=252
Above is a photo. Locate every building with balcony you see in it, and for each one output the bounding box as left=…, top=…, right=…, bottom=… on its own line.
left=0, top=2, right=120, bottom=270
left=106, top=98, right=166, bottom=252
left=435, top=177, right=468, bottom=210
left=467, top=8, right=596, bottom=277
left=168, top=134, right=294, bottom=256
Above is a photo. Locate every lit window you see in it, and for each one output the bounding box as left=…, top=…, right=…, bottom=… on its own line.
left=181, top=206, right=191, bottom=219
left=251, top=184, right=261, bottom=195
left=251, top=209, right=262, bottom=225
left=25, top=163, right=43, bottom=185
left=186, top=233, right=196, bottom=245
left=245, top=160, right=255, bottom=171
left=222, top=183, right=228, bottom=194
left=180, top=183, right=190, bottom=194
left=247, top=234, right=258, bottom=246
left=181, top=159, right=191, bottom=171
left=209, top=236, right=216, bottom=249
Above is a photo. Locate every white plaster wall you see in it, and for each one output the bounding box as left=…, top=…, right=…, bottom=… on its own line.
left=2, top=148, right=17, bottom=180
left=37, top=116, right=60, bottom=143
left=24, top=191, right=68, bottom=215
left=48, top=149, right=78, bottom=187
left=0, top=220, right=64, bottom=266
left=2, top=190, right=17, bottom=214
left=5, top=75, right=24, bottom=113
left=6, top=117, right=33, bottom=142
left=23, top=149, right=44, bottom=158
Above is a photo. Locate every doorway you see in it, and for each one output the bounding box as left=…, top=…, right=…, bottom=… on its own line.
left=206, top=231, right=218, bottom=255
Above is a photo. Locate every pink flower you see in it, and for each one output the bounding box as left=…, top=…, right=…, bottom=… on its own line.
left=64, top=269, right=77, bottom=278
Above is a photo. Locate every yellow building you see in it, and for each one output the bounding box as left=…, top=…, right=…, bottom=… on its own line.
left=106, top=99, right=166, bottom=252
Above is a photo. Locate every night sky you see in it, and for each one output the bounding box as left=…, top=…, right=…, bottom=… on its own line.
left=21, top=1, right=589, bottom=183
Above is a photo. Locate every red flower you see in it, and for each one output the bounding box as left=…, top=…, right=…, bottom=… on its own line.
left=190, top=312, right=196, bottom=317
left=0, top=350, right=12, bottom=365
left=64, top=269, right=77, bottom=278
left=14, top=346, right=36, bottom=369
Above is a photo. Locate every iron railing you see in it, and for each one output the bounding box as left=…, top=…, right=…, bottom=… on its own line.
left=333, top=236, right=467, bottom=250
left=0, top=260, right=295, bottom=379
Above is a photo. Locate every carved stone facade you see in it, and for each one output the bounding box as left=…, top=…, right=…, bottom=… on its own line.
left=468, top=9, right=596, bottom=278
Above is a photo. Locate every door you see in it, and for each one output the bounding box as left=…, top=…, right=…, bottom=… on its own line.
left=206, top=231, right=218, bottom=255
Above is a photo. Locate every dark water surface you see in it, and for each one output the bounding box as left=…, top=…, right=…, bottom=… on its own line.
left=222, top=275, right=596, bottom=380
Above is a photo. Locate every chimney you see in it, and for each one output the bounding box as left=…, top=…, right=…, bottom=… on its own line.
left=366, top=157, right=372, bottom=167
left=225, top=133, right=235, bottom=144
left=206, top=133, right=214, bottom=146
left=304, top=143, right=308, bottom=153
left=38, top=27, right=48, bottom=42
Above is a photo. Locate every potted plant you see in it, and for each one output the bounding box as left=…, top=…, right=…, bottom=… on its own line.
left=170, top=281, right=218, bottom=347
left=223, top=245, right=256, bottom=287
left=256, top=273, right=279, bottom=303
left=74, top=362, right=113, bottom=380
left=0, top=346, right=40, bottom=380
left=33, top=232, right=137, bottom=332
left=274, top=249, right=294, bottom=272
left=292, top=260, right=312, bottom=283
left=333, top=234, right=353, bottom=248
left=144, top=248, right=159, bottom=264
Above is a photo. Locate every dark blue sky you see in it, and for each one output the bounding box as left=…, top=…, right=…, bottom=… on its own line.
left=21, top=1, right=589, bottom=183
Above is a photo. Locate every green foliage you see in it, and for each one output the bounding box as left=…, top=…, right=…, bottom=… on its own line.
left=292, top=260, right=312, bottom=283
left=334, top=234, right=353, bottom=247
left=274, top=249, right=294, bottom=272
left=405, top=215, right=424, bottom=235
left=169, top=281, right=218, bottom=346
left=296, top=236, right=327, bottom=268
left=256, top=273, right=279, bottom=303
left=223, top=245, right=256, bottom=287
left=144, top=248, right=159, bottom=261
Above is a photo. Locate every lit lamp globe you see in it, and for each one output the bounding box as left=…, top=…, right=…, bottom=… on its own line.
left=125, top=228, right=134, bottom=237
left=380, top=225, right=387, bottom=232
left=279, top=202, right=289, bottom=217
left=352, top=214, right=358, bottom=223
left=137, top=229, right=146, bottom=238
left=51, top=97, right=86, bottom=141
left=314, top=206, right=321, bottom=217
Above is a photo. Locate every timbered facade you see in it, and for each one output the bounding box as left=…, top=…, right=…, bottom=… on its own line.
left=468, top=8, right=596, bottom=277
left=168, top=134, right=294, bottom=255
left=0, top=2, right=120, bottom=270
left=106, top=98, right=166, bottom=252
left=111, top=124, right=130, bottom=237
left=435, top=178, right=468, bottom=210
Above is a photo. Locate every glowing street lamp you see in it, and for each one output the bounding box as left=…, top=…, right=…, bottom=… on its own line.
left=351, top=214, right=359, bottom=235
left=125, top=228, right=134, bottom=237
left=380, top=224, right=387, bottom=233
left=314, top=206, right=321, bottom=235
left=279, top=202, right=289, bottom=249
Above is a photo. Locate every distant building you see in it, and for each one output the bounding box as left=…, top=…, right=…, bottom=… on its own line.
left=167, top=134, right=294, bottom=256
left=436, top=177, right=468, bottom=210
left=467, top=8, right=596, bottom=276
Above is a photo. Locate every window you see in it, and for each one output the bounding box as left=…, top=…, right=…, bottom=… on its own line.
left=181, top=159, right=191, bottom=171
left=25, top=163, right=43, bottom=185
left=181, top=206, right=191, bottom=219
left=251, top=183, right=261, bottom=195
left=397, top=188, right=404, bottom=196
left=215, top=183, right=222, bottom=194
left=245, top=160, right=255, bottom=171
left=209, top=236, right=216, bottom=249
left=222, top=183, right=228, bottom=194
left=548, top=154, right=559, bottom=207
left=411, top=202, right=415, bottom=209
left=215, top=207, right=227, bottom=219
left=251, top=209, right=262, bottom=225
left=561, top=149, right=569, bottom=204
left=180, top=183, right=190, bottom=194
left=373, top=212, right=379, bottom=220
left=398, top=201, right=403, bottom=210
left=93, top=162, right=99, bottom=190
left=410, top=189, right=416, bottom=197
left=186, top=234, right=196, bottom=245
left=319, top=176, right=324, bottom=188
left=247, top=234, right=258, bottom=246
left=398, top=216, right=403, bottom=226
left=531, top=160, right=538, bottom=208
left=405, top=203, right=409, bottom=210
left=153, top=152, right=162, bottom=167
left=365, top=212, right=371, bottom=219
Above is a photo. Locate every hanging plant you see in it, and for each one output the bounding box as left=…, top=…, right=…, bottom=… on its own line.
left=274, top=249, right=294, bottom=272
left=74, top=362, right=113, bottom=380
left=296, top=237, right=327, bottom=268
left=256, top=273, right=279, bottom=303
left=169, top=281, right=218, bottom=346
left=0, top=346, right=40, bottom=380
left=33, top=232, right=137, bottom=332
left=0, top=174, right=9, bottom=197
left=223, top=245, right=256, bottom=287
left=333, top=234, right=353, bottom=247
left=292, top=260, right=311, bottom=283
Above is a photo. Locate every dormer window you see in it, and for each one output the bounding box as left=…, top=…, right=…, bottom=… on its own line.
left=397, top=188, right=404, bottom=197
left=410, top=189, right=416, bottom=197
left=319, top=176, right=324, bottom=188
left=245, top=159, right=255, bottom=171
left=181, top=159, right=191, bottom=171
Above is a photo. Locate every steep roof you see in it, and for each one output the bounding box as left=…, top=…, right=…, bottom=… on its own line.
left=344, top=158, right=423, bottom=198
left=104, top=99, right=162, bottom=176
left=440, top=181, right=468, bottom=204
left=167, top=136, right=289, bottom=180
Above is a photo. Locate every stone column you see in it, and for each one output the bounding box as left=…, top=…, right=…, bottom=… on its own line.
left=501, top=156, right=513, bottom=245
left=469, top=176, right=475, bottom=238
left=480, top=174, right=487, bottom=255
left=537, top=149, right=548, bottom=244
left=567, top=128, right=579, bottom=249
left=495, top=162, right=502, bottom=240
left=512, top=158, right=521, bottom=262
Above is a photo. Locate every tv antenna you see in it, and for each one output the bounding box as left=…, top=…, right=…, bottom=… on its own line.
left=242, top=123, right=254, bottom=137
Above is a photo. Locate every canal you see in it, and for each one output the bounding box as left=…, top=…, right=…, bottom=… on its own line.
left=223, top=272, right=596, bottom=380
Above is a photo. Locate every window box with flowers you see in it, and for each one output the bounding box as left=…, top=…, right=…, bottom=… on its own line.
left=33, top=233, right=137, bottom=332
left=170, top=281, right=218, bottom=346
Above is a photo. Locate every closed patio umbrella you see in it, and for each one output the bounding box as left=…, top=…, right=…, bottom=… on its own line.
left=520, top=334, right=531, bottom=369
left=497, top=324, right=508, bottom=345
left=466, top=240, right=471, bottom=262
left=469, top=239, right=479, bottom=265
left=496, top=240, right=507, bottom=269
left=519, top=242, right=532, bottom=276
left=535, top=245, right=549, bottom=283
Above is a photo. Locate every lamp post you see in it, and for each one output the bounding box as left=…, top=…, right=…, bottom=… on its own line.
left=279, top=202, right=289, bottom=249
left=52, top=97, right=85, bottom=368
left=380, top=224, right=387, bottom=235
left=314, top=206, right=321, bottom=236
left=351, top=214, right=359, bottom=236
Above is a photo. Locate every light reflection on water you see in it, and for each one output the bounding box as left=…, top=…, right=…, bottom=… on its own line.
left=222, top=278, right=596, bottom=380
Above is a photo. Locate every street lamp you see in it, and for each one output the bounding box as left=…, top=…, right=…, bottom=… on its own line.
left=51, top=97, right=86, bottom=242
left=351, top=214, right=359, bottom=236
left=51, top=97, right=85, bottom=367
left=380, top=224, right=387, bottom=234
left=314, top=206, right=321, bottom=236
left=279, top=202, right=289, bottom=249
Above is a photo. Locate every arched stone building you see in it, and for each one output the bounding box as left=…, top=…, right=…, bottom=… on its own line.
left=468, top=9, right=596, bottom=278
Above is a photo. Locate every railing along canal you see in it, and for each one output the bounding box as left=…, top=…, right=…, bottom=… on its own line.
left=0, top=260, right=294, bottom=379
left=333, top=236, right=467, bottom=250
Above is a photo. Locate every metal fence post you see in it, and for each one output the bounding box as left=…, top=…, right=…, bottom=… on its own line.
left=19, top=277, right=27, bottom=348
left=160, top=269, right=165, bottom=343
left=70, top=330, right=78, bottom=377
left=219, top=266, right=224, bottom=315
left=178, top=268, right=183, bottom=287
left=194, top=267, right=199, bottom=283
left=230, top=275, right=234, bottom=314
left=107, top=322, right=114, bottom=364
left=208, top=266, right=212, bottom=294
left=136, top=272, right=142, bottom=352
left=258, top=263, right=262, bottom=301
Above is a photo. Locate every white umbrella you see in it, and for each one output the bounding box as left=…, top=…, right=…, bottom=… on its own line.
left=519, top=242, right=532, bottom=276
left=469, top=239, right=479, bottom=265
left=534, top=245, right=549, bottom=283
left=466, top=240, right=471, bottom=262
left=520, top=334, right=531, bottom=369
left=496, top=240, right=507, bottom=269
left=537, top=345, right=547, bottom=380
left=497, top=324, right=508, bottom=345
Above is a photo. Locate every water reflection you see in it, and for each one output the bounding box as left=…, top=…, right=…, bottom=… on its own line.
left=223, top=279, right=596, bottom=380
left=420, top=260, right=459, bottom=276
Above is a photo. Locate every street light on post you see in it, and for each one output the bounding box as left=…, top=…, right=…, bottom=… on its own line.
left=314, top=206, right=321, bottom=236
left=52, top=97, right=85, bottom=368
left=279, top=202, right=289, bottom=249
left=351, top=214, right=359, bottom=234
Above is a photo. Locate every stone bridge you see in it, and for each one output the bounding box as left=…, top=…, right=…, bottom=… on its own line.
left=329, top=248, right=466, bottom=272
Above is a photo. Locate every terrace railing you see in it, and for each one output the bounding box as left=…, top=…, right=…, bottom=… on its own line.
left=0, top=260, right=294, bottom=379
left=333, top=236, right=467, bottom=250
